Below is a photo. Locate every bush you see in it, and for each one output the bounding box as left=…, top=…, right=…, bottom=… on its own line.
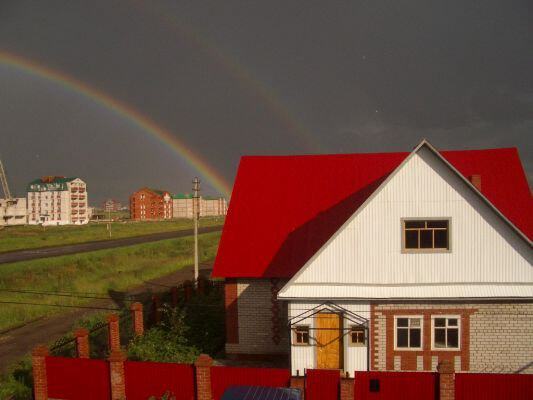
left=0, top=358, right=33, bottom=400
left=128, top=286, right=225, bottom=363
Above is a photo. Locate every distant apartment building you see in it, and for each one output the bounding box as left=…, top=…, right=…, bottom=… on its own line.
left=27, top=176, right=89, bottom=225
left=102, top=199, right=122, bottom=212
left=171, top=193, right=194, bottom=219
left=130, top=188, right=172, bottom=221
left=0, top=198, right=27, bottom=226
left=171, top=194, right=228, bottom=219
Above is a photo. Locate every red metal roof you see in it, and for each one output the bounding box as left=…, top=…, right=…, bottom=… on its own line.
left=212, top=147, right=532, bottom=279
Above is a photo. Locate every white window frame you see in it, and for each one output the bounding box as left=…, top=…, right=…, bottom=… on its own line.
left=431, top=315, right=461, bottom=351
left=394, top=315, right=423, bottom=351
left=293, top=325, right=311, bottom=346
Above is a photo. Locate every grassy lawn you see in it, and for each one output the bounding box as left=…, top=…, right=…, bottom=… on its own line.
left=0, top=231, right=221, bottom=332
left=0, top=216, right=224, bottom=253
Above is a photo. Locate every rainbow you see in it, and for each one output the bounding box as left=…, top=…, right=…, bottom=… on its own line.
left=0, top=50, right=232, bottom=198
left=132, top=1, right=323, bottom=152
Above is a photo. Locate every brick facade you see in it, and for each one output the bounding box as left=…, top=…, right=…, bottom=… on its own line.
left=370, top=301, right=533, bottom=373
left=130, top=188, right=172, bottom=221
left=225, top=279, right=289, bottom=358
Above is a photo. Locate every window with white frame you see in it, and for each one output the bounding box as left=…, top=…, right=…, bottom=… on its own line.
left=293, top=326, right=310, bottom=345
left=432, top=316, right=460, bottom=349
left=349, top=326, right=365, bottom=346
left=395, top=317, right=422, bottom=349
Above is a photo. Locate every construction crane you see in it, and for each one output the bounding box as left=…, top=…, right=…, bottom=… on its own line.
left=0, top=159, right=15, bottom=204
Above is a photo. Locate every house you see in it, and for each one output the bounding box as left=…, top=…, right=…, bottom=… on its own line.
left=212, top=140, right=533, bottom=375
left=130, top=188, right=173, bottom=221
left=27, top=176, right=89, bottom=225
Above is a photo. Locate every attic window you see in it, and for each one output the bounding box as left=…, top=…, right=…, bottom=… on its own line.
left=403, top=219, right=450, bottom=252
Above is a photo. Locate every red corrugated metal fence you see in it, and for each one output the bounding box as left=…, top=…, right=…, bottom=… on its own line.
left=354, top=371, right=437, bottom=400
left=124, top=360, right=195, bottom=400
left=305, top=369, right=340, bottom=400
left=456, top=373, right=533, bottom=400
left=46, top=356, right=110, bottom=400
left=210, top=366, right=291, bottom=400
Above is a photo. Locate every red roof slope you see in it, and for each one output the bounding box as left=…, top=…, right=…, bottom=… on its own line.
left=212, top=147, right=532, bottom=279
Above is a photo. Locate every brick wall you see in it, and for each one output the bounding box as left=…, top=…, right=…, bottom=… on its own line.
left=371, top=301, right=533, bottom=373
left=470, top=303, right=533, bottom=373
left=225, top=279, right=289, bottom=357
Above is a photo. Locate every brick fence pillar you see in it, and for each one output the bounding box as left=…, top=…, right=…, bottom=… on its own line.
left=74, top=328, right=90, bottom=358
left=438, top=359, right=455, bottom=400
left=130, top=302, right=144, bottom=336
left=152, top=294, right=161, bottom=324
left=184, top=281, right=193, bottom=302
left=195, top=354, right=213, bottom=400
left=107, top=313, right=121, bottom=352
left=32, top=345, right=48, bottom=400
left=340, top=377, right=354, bottom=400
left=171, top=286, right=179, bottom=307
left=290, top=376, right=305, bottom=400
left=108, top=349, right=127, bottom=400
left=197, top=277, right=206, bottom=295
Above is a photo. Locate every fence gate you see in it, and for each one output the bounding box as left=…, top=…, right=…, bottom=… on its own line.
left=354, top=371, right=437, bottom=400
left=305, top=369, right=340, bottom=400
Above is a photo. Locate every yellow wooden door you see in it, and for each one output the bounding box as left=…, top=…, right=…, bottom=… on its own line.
left=316, top=313, right=342, bottom=369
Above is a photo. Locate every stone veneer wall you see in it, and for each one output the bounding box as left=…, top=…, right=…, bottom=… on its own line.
left=371, top=302, right=533, bottom=374
left=225, top=278, right=289, bottom=356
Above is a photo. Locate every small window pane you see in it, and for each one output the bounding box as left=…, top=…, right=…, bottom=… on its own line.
left=397, top=318, right=409, bottom=327
left=420, top=230, right=433, bottom=248
left=410, top=318, right=421, bottom=327
left=405, top=221, right=425, bottom=229
left=410, top=329, right=421, bottom=348
left=405, top=231, right=419, bottom=248
left=427, top=220, right=448, bottom=229
left=397, top=329, right=408, bottom=347
left=447, top=329, right=459, bottom=348
left=448, top=319, right=458, bottom=326
left=435, top=318, right=446, bottom=327
left=434, top=230, right=448, bottom=249
left=434, top=328, right=446, bottom=348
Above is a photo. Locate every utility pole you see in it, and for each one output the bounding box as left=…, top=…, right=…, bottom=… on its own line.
left=192, top=177, right=200, bottom=285
left=107, top=205, right=112, bottom=238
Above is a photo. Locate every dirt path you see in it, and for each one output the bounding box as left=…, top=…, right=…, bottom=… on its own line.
left=0, top=263, right=212, bottom=372
left=0, top=225, right=222, bottom=264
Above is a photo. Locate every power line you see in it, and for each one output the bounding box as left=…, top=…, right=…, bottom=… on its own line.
left=0, top=300, right=121, bottom=311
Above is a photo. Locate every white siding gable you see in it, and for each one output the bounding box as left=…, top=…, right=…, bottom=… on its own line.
left=279, top=145, right=533, bottom=299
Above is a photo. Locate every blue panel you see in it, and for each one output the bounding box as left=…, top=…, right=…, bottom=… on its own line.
left=221, top=385, right=302, bottom=400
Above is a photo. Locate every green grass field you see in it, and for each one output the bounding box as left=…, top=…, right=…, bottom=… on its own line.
left=0, top=217, right=224, bottom=253
left=0, top=231, right=221, bottom=332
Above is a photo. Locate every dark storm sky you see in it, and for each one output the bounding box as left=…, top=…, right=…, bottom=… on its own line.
left=0, top=0, right=531, bottom=204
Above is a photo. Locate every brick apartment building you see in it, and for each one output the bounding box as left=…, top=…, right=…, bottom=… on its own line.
left=130, top=188, right=173, bottom=221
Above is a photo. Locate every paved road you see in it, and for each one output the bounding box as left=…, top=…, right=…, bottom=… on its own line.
left=0, top=263, right=213, bottom=372
left=0, top=225, right=223, bottom=264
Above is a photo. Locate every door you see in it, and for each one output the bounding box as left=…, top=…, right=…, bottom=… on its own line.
left=316, top=313, right=342, bottom=369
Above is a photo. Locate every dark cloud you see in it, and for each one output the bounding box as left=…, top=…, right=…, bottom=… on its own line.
left=0, top=0, right=531, bottom=203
